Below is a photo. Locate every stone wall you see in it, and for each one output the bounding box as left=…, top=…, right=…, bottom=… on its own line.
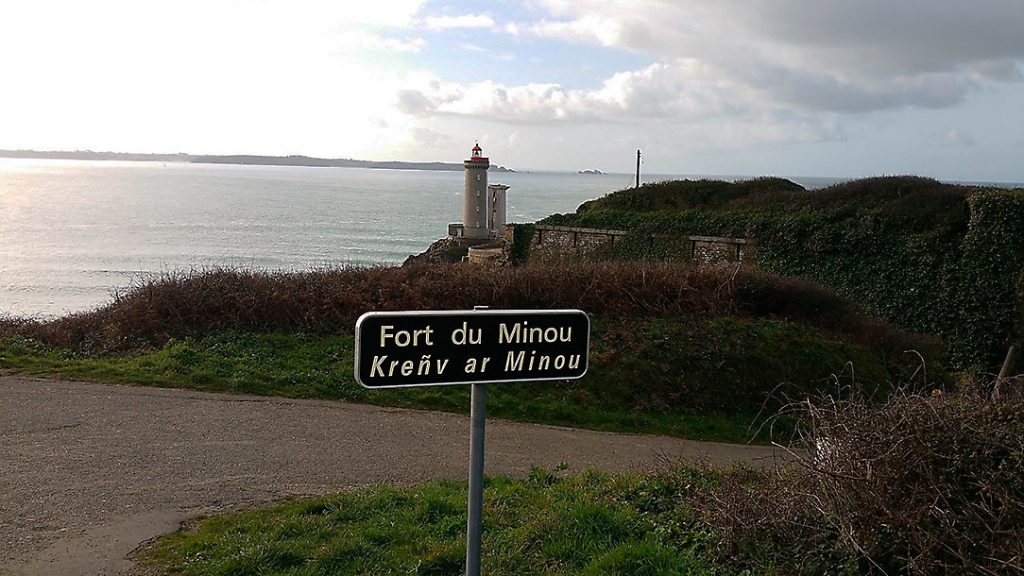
left=509, top=224, right=753, bottom=264
left=530, top=225, right=626, bottom=259
left=688, top=235, right=752, bottom=264
left=467, top=244, right=506, bottom=266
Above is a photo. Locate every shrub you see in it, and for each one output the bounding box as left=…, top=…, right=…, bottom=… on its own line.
left=543, top=176, right=1024, bottom=370
left=1, top=263, right=936, bottom=364
left=691, top=383, right=1024, bottom=574
left=576, top=177, right=805, bottom=213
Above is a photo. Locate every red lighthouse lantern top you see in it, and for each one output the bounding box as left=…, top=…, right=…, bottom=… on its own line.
left=467, top=142, right=488, bottom=163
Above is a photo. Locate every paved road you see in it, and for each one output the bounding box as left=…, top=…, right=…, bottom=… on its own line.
left=0, top=376, right=786, bottom=575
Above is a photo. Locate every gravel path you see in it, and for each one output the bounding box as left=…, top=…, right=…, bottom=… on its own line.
left=0, top=376, right=786, bottom=575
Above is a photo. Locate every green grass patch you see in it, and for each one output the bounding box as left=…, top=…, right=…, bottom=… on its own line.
left=141, top=469, right=718, bottom=576
left=0, top=314, right=909, bottom=444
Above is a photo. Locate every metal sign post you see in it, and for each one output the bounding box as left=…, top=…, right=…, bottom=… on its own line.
left=465, top=380, right=486, bottom=576
left=466, top=305, right=487, bottom=576
left=354, top=308, right=590, bottom=574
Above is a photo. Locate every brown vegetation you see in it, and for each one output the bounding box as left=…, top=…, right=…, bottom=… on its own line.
left=693, top=382, right=1024, bottom=574
left=0, top=263, right=937, bottom=360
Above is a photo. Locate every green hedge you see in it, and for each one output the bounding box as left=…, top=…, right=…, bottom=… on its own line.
left=508, top=223, right=536, bottom=265
left=539, top=177, right=1024, bottom=370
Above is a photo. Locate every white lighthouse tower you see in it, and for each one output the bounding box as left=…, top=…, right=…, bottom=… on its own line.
left=462, top=142, right=490, bottom=238
left=447, top=142, right=510, bottom=243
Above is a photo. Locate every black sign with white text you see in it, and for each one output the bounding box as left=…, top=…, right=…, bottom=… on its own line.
left=354, top=309, right=590, bottom=388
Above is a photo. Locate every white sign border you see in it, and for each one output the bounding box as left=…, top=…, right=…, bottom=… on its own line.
left=353, top=308, right=591, bottom=389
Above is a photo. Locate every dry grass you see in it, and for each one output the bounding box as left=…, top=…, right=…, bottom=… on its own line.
left=1, top=263, right=936, bottom=360
left=693, top=380, right=1024, bottom=575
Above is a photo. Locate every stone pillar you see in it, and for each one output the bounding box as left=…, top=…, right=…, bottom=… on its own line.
left=487, top=184, right=509, bottom=238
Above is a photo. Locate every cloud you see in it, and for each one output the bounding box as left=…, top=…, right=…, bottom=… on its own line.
left=396, top=90, right=437, bottom=116
left=398, top=63, right=732, bottom=123
left=968, top=60, right=1024, bottom=83
left=376, top=35, right=425, bottom=53
left=727, top=1, right=1024, bottom=77
left=526, top=0, right=1024, bottom=76
left=475, top=0, right=1024, bottom=120
left=528, top=15, right=623, bottom=47
left=424, top=14, right=495, bottom=31
left=940, top=129, right=976, bottom=147
left=395, top=56, right=956, bottom=133
left=409, top=127, right=453, bottom=147
left=390, top=0, right=1024, bottom=159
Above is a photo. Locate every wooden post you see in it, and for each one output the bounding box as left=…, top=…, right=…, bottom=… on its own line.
left=993, top=344, right=1018, bottom=401
left=635, top=149, right=641, bottom=188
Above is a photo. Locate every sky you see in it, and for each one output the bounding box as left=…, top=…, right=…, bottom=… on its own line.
left=1, top=0, right=1022, bottom=181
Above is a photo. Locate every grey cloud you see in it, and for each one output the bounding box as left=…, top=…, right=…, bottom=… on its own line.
left=742, top=64, right=970, bottom=112
left=969, top=60, right=1024, bottom=83
left=396, top=90, right=434, bottom=115
left=940, top=129, right=976, bottom=147
left=520, top=0, right=1024, bottom=115
left=732, top=0, right=1024, bottom=77
left=410, top=127, right=453, bottom=147
left=397, top=1, right=1024, bottom=128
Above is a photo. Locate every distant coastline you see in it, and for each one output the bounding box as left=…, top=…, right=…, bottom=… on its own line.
left=0, top=149, right=516, bottom=173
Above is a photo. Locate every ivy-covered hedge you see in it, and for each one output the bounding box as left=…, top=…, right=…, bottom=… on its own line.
left=539, top=177, right=1024, bottom=370
left=508, top=223, right=536, bottom=265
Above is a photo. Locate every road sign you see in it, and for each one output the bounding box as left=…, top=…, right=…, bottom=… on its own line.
left=354, top=307, right=590, bottom=576
left=354, top=309, right=590, bottom=388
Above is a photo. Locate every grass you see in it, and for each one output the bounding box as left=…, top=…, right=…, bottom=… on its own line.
left=0, top=313, right=907, bottom=444
left=0, top=262, right=944, bottom=443
left=140, top=386, right=1024, bottom=576
left=141, top=468, right=718, bottom=576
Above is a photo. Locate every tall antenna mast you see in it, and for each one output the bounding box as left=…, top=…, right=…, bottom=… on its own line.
left=635, top=149, right=641, bottom=188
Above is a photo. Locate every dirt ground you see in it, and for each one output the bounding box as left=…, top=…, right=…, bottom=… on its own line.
left=0, top=376, right=787, bottom=575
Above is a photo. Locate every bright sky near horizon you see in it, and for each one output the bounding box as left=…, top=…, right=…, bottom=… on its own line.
left=2, top=0, right=1022, bottom=181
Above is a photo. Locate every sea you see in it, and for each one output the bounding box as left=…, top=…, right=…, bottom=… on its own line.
left=0, top=158, right=1018, bottom=318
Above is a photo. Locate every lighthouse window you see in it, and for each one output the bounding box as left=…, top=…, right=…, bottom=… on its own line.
left=476, top=175, right=481, bottom=182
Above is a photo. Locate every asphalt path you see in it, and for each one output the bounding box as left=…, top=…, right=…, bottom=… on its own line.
left=0, top=376, right=786, bottom=575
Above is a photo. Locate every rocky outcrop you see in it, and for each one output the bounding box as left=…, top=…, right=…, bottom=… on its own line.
left=403, top=237, right=492, bottom=267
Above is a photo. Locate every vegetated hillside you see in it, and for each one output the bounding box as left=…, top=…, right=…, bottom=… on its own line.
left=542, top=176, right=1024, bottom=370
left=576, top=176, right=806, bottom=213
left=0, top=263, right=940, bottom=425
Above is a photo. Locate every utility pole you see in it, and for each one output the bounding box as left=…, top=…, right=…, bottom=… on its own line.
left=635, top=149, right=641, bottom=188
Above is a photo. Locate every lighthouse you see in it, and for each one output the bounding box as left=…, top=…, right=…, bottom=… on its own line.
left=446, top=142, right=509, bottom=243
left=462, top=142, right=490, bottom=238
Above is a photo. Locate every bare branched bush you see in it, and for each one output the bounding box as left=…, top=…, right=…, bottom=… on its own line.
left=693, top=382, right=1024, bottom=575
